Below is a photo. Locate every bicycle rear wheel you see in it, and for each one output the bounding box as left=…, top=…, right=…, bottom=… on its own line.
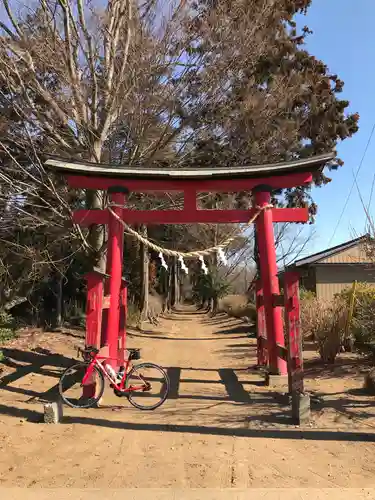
left=59, top=362, right=105, bottom=409
left=126, top=363, right=170, bottom=410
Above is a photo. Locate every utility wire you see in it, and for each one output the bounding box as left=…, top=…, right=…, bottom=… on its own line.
left=366, top=167, right=375, bottom=231
left=328, top=122, right=375, bottom=246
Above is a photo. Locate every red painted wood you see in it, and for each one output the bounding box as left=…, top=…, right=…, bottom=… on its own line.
left=256, top=280, right=267, bottom=367
left=184, top=189, right=197, bottom=212
left=118, top=282, right=128, bottom=365
left=284, top=271, right=304, bottom=393
left=85, top=272, right=104, bottom=349
left=106, top=191, right=125, bottom=371
left=72, top=207, right=309, bottom=226
left=102, top=296, right=111, bottom=309
left=83, top=272, right=103, bottom=398
left=254, top=191, right=287, bottom=376
left=66, top=172, right=313, bottom=192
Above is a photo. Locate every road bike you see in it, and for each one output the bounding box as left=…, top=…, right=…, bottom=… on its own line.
left=58, top=346, right=170, bottom=410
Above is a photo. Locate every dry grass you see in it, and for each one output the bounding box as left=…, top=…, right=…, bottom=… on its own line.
left=301, top=296, right=348, bottom=363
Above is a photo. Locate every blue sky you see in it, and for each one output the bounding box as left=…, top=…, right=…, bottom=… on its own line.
left=295, top=0, right=375, bottom=255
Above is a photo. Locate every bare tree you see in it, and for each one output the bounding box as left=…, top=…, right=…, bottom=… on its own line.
left=0, top=0, right=191, bottom=265
left=0, top=0, right=358, bottom=323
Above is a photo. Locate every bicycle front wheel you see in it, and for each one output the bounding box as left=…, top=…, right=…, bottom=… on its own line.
left=126, top=363, right=170, bottom=410
left=59, top=362, right=105, bottom=409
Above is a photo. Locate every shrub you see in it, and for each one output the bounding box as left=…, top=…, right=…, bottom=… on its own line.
left=364, top=367, right=375, bottom=395
left=314, top=298, right=347, bottom=363
left=300, top=295, right=321, bottom=341
left=299, top=288, right=316, bottom=302
left=338, top=282, right=375, bottom=347
left=338, top=282, right=375, bottom=312
left=351, top=294, right=375, bottom=346
left=127, top=303, right=141, bottom=327
left=300, top=295, right=347, bottom=363
left=0, top=310, right=17, bottom=343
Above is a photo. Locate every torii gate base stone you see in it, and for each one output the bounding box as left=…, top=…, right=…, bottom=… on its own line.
left=46, top=152, right=333, bottom=424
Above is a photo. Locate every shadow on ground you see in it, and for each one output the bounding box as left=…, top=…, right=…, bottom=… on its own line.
left=0, top=402, right=374, bottom=443
left=0, top=347, right=76, bottom=402
left=1, top=309, right=375, bottom=437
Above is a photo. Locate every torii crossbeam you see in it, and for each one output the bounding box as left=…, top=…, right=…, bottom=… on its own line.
left=46, top=152, right=333, bottom=381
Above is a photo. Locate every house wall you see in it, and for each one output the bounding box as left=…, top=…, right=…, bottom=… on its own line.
left=315, top=264, right=375, bottom=300
left=320, top=243, right=369, bottom=264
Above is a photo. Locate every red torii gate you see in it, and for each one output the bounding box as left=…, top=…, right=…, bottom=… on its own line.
left=46, top=153, right=332, bottom=385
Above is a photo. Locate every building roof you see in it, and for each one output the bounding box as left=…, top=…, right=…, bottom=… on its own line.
left=292, top=234, right=370, bottom=268
left=45, top=152, right=334, bottom=181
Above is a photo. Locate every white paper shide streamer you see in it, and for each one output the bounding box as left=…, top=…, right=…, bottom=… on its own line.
left=158, top=252, right=168, bottom=270
left=217, top=247, right=227, bottom=266
left=178, top=256, right=188, bottom=274
left=199, top=255, right=208, bottom=274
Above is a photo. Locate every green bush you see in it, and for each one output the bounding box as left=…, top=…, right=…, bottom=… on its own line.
left=0, top=310, right=17, bottom=343
left=338, top=283, right=375, bottom=346
left=193, top=271, right=231, bottom=304
left=299, top=288, right=316, bottom=301
left=338, top=282, right=375, bottom=310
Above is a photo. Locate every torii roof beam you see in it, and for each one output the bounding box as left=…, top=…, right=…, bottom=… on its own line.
left=45, top=152, right=334, bottom=191
left=45, top=152, right=334, bottom=225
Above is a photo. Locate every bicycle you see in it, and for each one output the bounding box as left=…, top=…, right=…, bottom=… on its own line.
left=58, top=346, right=170, bottom=410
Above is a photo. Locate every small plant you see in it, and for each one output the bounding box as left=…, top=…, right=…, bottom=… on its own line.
left=351, top=294, right=375, bottom=346
left=0, top=350, right=5, bottom=362
left=193, top=270, right=231, bottom=314
left=315, top=298, right=347, bottom=363
left=300, top=295, right=347, bottom=363
left=0, top=310, right=17, bottom=343
left=364, top=367, right=375, bottom=395
left=127, top=303, right=141, bottom=328
left=338, top=282, right=375, bottom=348
left=299, top=288, right=316, bottom=302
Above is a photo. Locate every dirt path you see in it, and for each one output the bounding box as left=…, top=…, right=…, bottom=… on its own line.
left=0, top=307, right=375, bottom=488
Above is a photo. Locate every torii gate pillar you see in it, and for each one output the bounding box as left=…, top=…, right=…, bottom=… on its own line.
left=254, top=187, right=286, bottom=375
left=105, top=187, right=126, bottom=369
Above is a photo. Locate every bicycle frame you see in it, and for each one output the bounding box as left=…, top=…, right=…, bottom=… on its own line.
left=81, top=354, right=146, bottom=393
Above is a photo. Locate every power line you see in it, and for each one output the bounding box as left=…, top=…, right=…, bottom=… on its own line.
left=366, top=169, right=375, bottom=230
left=328, top=122, right=375, bottom=247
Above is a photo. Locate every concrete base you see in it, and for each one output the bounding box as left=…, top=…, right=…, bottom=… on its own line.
left=265, top=373, right=289, bottom=390
left=291, top=392, right=311, bottom=425
left=43, top=400, right=63, bottom=424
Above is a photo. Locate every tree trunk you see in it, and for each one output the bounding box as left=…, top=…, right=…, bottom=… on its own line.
left=56, top=274, right=63, bottom=328
left=173, top=257, right=180, bottom=307
left=86, top=189, right=106, bottom=271
left=162, top=268, right=170, bottom=313
left=140, top=225, right=149, bottom=320
left=210, top=296, right=218, bottom=317
left=167, top=265, right=173, bottom=312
